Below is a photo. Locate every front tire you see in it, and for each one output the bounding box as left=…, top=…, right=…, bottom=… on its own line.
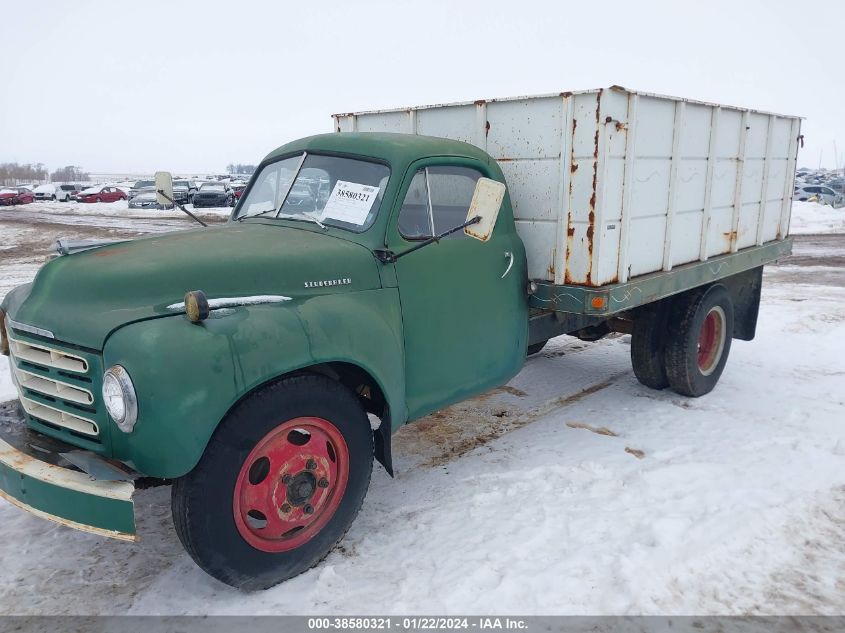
left=664, top=285, right=734, bottom=397
left=171, top=374, right=374, bottom=590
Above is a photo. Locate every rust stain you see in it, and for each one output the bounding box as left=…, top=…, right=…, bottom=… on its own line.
left=567, top=225, right=575, bottom=237
left=560, top=91, right=573, bottom=98
left=485, top=120, right=490, bottom=136
left=570, top=162, right=579, bottom=173
left=605, top=116, right=613, bottom=124
left=615, top=121, right=627, bottom=131
left=473, top=99, right=486, bottom=106
left=498, top=157, right=516, bottom=163
left=572, top=118, right=577, bottom=133
left=566, top=421, right=618, bottom=437
left=609, top=84, right=627, bottom=92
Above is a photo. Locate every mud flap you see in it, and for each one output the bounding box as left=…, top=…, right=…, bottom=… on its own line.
left=0, top=406, right=136, bottom=541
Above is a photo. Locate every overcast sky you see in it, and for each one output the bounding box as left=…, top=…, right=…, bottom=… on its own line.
left=2, top=0, right=842, bottom=174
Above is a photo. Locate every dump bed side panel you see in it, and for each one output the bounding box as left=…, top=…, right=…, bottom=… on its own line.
left=333, top=89, right=800, bottom=288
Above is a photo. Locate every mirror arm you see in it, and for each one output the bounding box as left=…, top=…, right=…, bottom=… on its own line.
left=156, top=190, right=207, bottom=227
left=374, top=216, right=480, bottom=264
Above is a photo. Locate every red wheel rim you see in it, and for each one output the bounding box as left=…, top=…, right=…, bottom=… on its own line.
left=233, top=417, right=349, bottom=553
left=697, top=307, right=726, bottom=376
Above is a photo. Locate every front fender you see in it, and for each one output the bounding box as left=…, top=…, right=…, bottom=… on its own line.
left=104, top=289, right=404, bottom=478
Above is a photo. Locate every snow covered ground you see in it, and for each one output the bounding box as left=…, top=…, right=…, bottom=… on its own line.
left=0, top=202, right=843, bottom=615
left=790, top=200, right=845, bottom=234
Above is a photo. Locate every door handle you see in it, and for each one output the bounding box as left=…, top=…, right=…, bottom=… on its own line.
left=501, top=251, right=514, bottom=279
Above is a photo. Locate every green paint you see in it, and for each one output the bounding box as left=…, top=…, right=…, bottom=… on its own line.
left=530, top=238, right=793, bottom=315
left=0, top=458, right=135, bottom=536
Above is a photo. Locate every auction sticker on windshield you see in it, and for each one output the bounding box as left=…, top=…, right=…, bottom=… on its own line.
left=320, top=181, right=379, bottom=225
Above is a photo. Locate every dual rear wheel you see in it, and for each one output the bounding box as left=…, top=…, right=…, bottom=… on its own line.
left=631, top=284, right=734, bottom=397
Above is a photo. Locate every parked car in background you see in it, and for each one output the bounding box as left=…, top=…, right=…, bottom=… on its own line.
left=128, top=191, right=174, bottom=210
left=128, top=180, right=155, bottom=201
left=0, top=187, right=35, bottom=205
left=172, top=180, right=198, bottom=204
left=54, top=184, right=82, bottom=201
left=794, top=184, right=845, bottom=206
left=34, top=184, right=57, bottom=201
left=75, top=185, right=128, bottom=203
left=191, top=181, right=234, bottom=207
left=231, top=182, right=247, bottom=200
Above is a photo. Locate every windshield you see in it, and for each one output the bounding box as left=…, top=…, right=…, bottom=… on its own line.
left=133, top=180, right=154, bottom=189
left=200, top=183, right=225, bottom=191
left=235, top=153, right=390, bottom=232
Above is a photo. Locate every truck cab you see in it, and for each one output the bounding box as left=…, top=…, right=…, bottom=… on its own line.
left=1, top=132, right=528, bottom=589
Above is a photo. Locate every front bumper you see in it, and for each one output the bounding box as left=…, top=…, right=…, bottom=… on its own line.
left=0, top=400, right=137, bottom=541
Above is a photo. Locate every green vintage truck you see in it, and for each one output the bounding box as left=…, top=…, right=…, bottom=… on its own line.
left=0, top=89, right=798, bottom=589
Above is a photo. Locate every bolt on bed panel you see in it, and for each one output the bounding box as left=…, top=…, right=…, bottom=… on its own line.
left=333, top=88, right=801, bottom=288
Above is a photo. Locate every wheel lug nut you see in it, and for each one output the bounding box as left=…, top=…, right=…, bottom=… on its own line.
left=282, top=474, right=292, bottom=484
left=281, top=503, right=292, bottom=513
left=306, top=459, right=317, bottom=470
left=318, top=478, right=329, bottom=488
left=303, top=504, right=314, bottom=515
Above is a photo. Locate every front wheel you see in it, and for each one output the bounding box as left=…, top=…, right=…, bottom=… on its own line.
left=664, top=285, right=734, bottom=397
left=171, top=374, right=374, bottom=590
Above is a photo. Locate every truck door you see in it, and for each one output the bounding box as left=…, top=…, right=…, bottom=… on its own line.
left=388, top=159, right=528, bottom=420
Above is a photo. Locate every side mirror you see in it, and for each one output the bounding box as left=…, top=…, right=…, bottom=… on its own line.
left=155, top=171, right=174, bottom=206
left=465, top=177, right=506, bottom=242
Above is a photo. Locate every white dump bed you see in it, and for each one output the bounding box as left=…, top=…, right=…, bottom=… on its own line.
left=333, top=87, right=801, bottom=287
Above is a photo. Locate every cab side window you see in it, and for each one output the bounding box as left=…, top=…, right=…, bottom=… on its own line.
left=398, top=166, right=483, bottom=241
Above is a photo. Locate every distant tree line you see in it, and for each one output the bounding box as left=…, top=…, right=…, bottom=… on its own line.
left=50, top=165, right=90, bottom=182
left=226, top=164, right=257, bottom=175
left=0, top=162, right=48, bottom=186
left=0, top=162, right=89, bottom=185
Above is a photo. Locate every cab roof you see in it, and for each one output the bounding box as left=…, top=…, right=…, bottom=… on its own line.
left=263, top=132, right=492, bottom=169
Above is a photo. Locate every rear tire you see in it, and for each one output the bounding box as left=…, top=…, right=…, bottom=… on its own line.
left=664, top=285, right=734, bottom=397
left=631, top=303, right=670, bottom=389
left=171, top=374, right=374, bottom=590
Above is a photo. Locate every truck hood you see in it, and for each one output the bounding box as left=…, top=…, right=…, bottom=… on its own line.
left=5, top=223, right=382, bottom=350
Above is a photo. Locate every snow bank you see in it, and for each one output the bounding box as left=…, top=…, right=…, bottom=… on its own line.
left=789, top=200, right=845, bottom=234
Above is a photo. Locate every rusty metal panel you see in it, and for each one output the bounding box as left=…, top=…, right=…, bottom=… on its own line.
left=333, top=88, right=801, bottom=288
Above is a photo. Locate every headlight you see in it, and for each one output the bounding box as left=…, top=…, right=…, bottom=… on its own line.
left=102, top=365, right=138, bottom=432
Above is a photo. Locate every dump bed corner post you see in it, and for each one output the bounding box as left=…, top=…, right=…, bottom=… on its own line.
left=778, top=117, right=801, bottom=239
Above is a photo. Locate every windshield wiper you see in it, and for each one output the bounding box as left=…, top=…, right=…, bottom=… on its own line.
left=236, top=207, right=277, bottom=222
left=277, top=213, right=327, bottom=229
